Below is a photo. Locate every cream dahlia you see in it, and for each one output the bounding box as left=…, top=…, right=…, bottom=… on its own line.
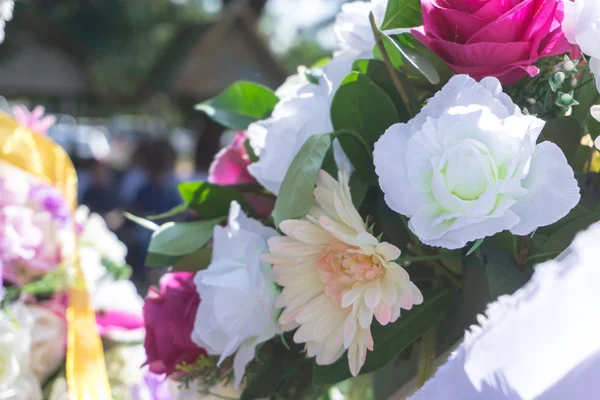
left=264, top=171, right=423, bottom=376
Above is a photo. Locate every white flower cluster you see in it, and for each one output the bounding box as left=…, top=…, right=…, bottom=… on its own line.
left=75, top=206, right=145, bottom=342
left=0, top=0, right=13, bottom=45
left=191, top=0, right=584, bottom=385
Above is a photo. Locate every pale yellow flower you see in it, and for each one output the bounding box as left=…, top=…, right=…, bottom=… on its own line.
left=264, top=171, right=423, bottom=376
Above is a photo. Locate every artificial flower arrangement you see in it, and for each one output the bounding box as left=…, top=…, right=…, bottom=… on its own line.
left=0, top=109, right=156, bottom=400
left=132, top=0, right=600, bottom=398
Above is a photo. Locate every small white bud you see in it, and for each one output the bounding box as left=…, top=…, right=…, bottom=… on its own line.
left=563, top=60, right=576, bottom=72
left=526, top=98, right=537, bottom=105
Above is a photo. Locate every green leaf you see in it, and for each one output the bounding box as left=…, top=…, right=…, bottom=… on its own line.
left=372, top=29, right=440, bottom=85
left=466, top=238, right=484, bottom=256
left=311, top=57, right=331, bottom=68
left=272, top=134, right=333, bottom=227
left=533, top=212, right=600, bottom=263
left=381, top=0, right=423, bottom=30
left=172, top=248, right=213, bottom=272
left=349, top=172, right=370, bottom=210
left=481, top=241, right=532, bottom=299
left=331, top=72, right=398, bottom=180
left=195, top=81, right=279, bottom=129
left=352, top=58, right=420, bottom=122
left=145, top=252, right=180, bottom=268
left=572, top=71, right=598, bottom=124
left=331, top=72, right=399, bottom=143
left=148, top=218, right=223, bottom=257
left=540, top=116, right=583, bottom=163
left=313, top=289, right=453, bottom=385
left=123, top=212, right=159, bottom=231
left=244, top=139, right=259, bottom=163
left=147, top=203, right=189, bottom=220
left=178, top=181, right=257, bottom=219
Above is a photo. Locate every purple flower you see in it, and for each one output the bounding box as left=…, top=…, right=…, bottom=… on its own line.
left=132, top=369, right=173, bottom=400
left=29, top=184, right=70, bottom=226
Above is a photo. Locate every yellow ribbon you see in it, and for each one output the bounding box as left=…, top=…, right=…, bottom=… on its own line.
left=0, top=114, right=113, bottom=400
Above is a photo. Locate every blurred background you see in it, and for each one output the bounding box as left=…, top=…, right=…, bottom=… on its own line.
left=0, top=0, right=351, bottom=286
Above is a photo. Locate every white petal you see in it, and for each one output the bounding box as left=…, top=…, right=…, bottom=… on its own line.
left=279, top=220, right=330, bottom=244
left=376, top=242, right=401, bottom=261
left=510, top=142, right=580, bottom=235
left=364, top=281, right=382, bottom=309
left=374, top=122, right=434, bottom=216
left=591, top=58, right=600, bottom=94
left=232, top=341, right=257, bottom=388
left=591, top=105, right=600, bottom=123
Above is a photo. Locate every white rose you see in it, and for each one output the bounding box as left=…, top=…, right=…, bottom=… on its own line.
left=0, top=303, right=42, bottom=400
left=562, top=0, right=600, bottom=91
left=191, top=201, right=280, bottom=387
left=248, top=78, right=335, bottom=195
left=26, top=305, right=67, bottom=383
left=274, top=67, right=310, bottom=100
left=374, top=75, right=580, bottom=249
left=324, top=0, right=388, bottom=87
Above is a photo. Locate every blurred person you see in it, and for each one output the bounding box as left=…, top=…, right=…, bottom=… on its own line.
left=133, top=139, right=181, bottom=216
left=81, top=161, right=118, bottom=216
left=118, top=141, right=150, bottom=207
left=129, top=139, right=181, bottom=285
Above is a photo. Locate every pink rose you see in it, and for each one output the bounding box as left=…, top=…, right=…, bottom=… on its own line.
left=412, top=0, right=571, bottom=84
left=208, top=131, right=256, bottom=186
left=12, top=105, right=57, bottom=136
left=143, top=272, right=206, bottom=376
left=208, top=131, right=276, bottom=217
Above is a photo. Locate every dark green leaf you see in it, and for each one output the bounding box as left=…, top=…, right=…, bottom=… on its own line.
left=313, top=289, right=453, bottom=385
left=172, top=248, right=213, bottom=272
left=349, top=172, right=370, bottom=210
left=195, top=81, right=279, bottom=129
left=439, top=249, right=464, bottom=276
left=331, top=72, right=398, bottom=180
left=540, top=117, right=583, bottom=163
left=532, top=212, right=600, bottom=264
left=481, top=241, right=532, bottom=299
left=148, top=218, right=223, bottom=257
left=145, top=252, right=180, bottom=268
left=244, top=139, right=259, bottom=163
left=178, top=181, right=257, bottom=219
left=381, top=0, right=422, bottom=30
left=147, top=203, right=189, bottom=220
left=272, top=134, right=333, bottom=227
left=123, top=212, right=159, bottom=231
left=321, top=145, right=339, bottom=177
left=331, top=72, right=399, bottom=143
left=352, top=58, right=420, bottom=121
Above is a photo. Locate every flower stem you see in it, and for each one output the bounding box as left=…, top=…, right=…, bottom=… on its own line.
left=395, top=255, right=455, bottom=263
left=369, top=12, right=415, bottom=118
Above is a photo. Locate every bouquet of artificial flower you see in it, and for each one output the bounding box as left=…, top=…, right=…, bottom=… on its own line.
left=0, top=110, right=152, bottom=400
left=133, top=0, right=600, bottom=398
